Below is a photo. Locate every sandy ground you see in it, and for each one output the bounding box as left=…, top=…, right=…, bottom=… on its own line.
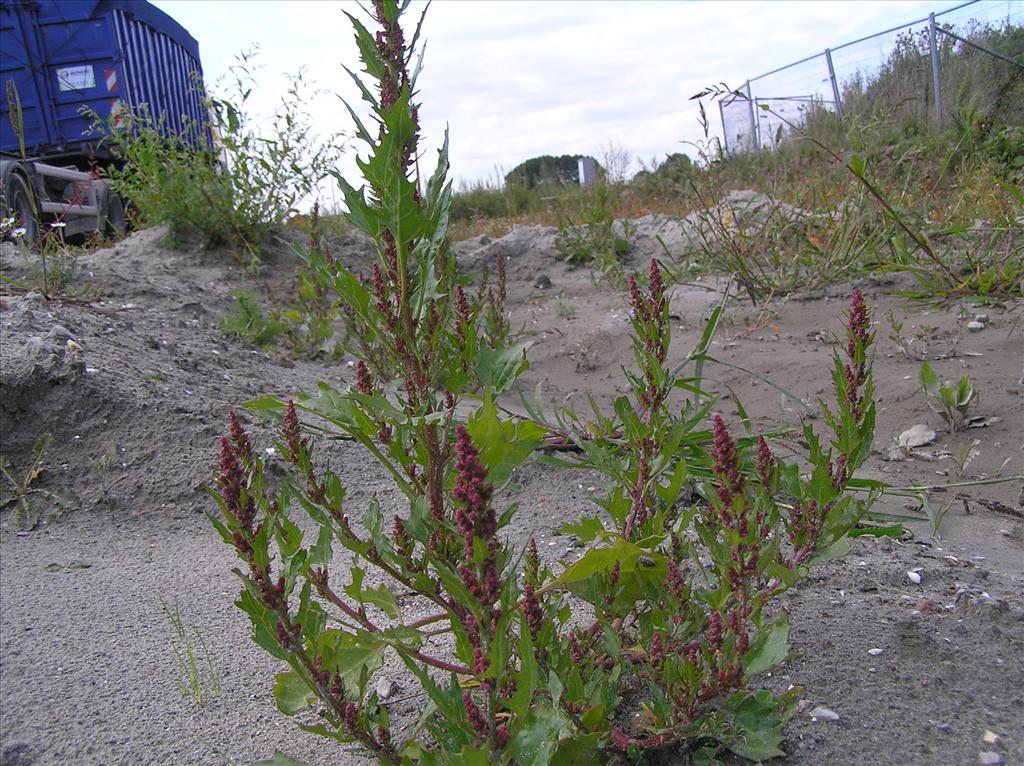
left=1, top=217, right=1022, bottom=766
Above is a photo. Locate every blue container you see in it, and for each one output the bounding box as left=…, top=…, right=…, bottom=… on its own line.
left=0, top=0, right=207, bottom=160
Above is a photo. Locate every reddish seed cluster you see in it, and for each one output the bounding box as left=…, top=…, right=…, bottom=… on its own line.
left=452, top=427, right=495, bottom=552
left=392, top=515, right=413, bottom=558
left=756, top=435, right=775, bottom=488
left=706, top=611, right=724, bottom=648
left=628, top=274, right=646, bottom=323
left=608, top=560, right=621, bottom=588
left=454, top=285, right=470, bottom=336
left=650, top=631, right=666, bottom=667
left=219, top=435, right=254, bottom=532
left=843, top=288, right=872, bottom=419
left=282, top=401, right=326, bottom=504
left=711, top=415, right=745, bottom=514
left=451, top=426, right=500, bottom=607
left=569, top=631, right=585, bottom=664
left=522, top=583, right=544, bottom=640
left=666, top=560, right=687, bottom=601
left=355, top=360, right=373, bottom=396
left=228, top=410, right=253, bottom=466
left=282, top=400, right=304, bottom=460
left=524, top=537, right=539, bottom=584
left=463, top=691, right=489, bottom=740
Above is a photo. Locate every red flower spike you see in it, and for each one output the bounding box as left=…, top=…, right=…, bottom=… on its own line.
left=455, top=285, right=470, bottom=335
left=711, top=415, right=745, bottom=513
left=756, top=435, right=775, bottom=488
left=650, top=631, right=666, bottom=666
left=706, top=611, right=724, bottom=648
left=648, top=259, right=665, bottom=315
left=228, top=410, right=253, bottom=466
left=628, top=274, right=647, bottom=324
left=218, top=436, right=256, bottom=531
left=452, top=425, right=496, bottom=558
left=522, top=582, right=544, bottom=639
left=462, top=692, right=489, bottom=740
left=355, top=360, right=373, bottom=396
left=282, top=400, right=304, bottom=461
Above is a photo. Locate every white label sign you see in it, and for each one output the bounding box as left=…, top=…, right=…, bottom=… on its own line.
left=56, top=65, right=96, bottom=92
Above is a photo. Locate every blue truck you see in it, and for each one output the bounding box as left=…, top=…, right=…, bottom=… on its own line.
left=1, top=0, right=207, bottom=240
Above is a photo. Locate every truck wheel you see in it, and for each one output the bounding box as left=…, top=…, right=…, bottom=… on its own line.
left=4, top=173, right=39, bottom=243
left=104, top=190, right=126, bottom=240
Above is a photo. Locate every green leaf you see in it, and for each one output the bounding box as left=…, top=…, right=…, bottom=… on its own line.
left=809, top=535, right=850, bottom=566
left=744, top=614, right=789, bottom=676
left=550, top=733, right=603, bottom=765
left=466, top=396, right=546, bottom=487
left=508, top=704, right=569, bottom=766
left=919, top=362, right=939, bottom=397
left=454, top=746, right=490, bottom=766
left=316, top=630, right=384, bottom=686
left=273, top=671, right=317, bottom=715
left=476, top=343, right=530, bottom=394
left=364, top=584, right=401, bottom=620
left=555, top=516, right=605, bottom=542
left=726, top=690, right=788, bottom=761
left=508, top=614, right=538, bottom=718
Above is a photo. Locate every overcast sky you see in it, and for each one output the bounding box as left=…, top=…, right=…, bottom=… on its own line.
left=150, top=0, right=1016, bottom=202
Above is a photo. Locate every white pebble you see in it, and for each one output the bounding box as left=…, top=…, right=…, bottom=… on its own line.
left=907, top=571, right=922, bottom=584
left=867, top=648, right=883, bottom=656
left=808, top=706, right=840, bottom=722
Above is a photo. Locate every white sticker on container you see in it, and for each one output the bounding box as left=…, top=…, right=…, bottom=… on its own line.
left=56, top=65, right=96, bottom=92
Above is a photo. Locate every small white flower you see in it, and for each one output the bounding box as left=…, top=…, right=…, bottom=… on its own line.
left=11, top=227, right=26, bottom=238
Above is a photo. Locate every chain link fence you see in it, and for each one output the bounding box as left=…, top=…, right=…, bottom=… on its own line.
left=720, top=0, right=1024, bottom=154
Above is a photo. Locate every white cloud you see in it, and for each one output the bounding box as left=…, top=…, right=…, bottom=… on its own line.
left=150, top=0, right=1011, bottom=201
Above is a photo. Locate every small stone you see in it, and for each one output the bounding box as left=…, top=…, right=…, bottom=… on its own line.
left=907, top=571, right=923, bottom=584
left=978, top=752, right=1002, bottom=765
left=898, top=425, right=936, bottom=450
left=973, top=314, right=989, bottom=325
left=375, top=678, right=398, bottom=700
left=808, top=706, right=840, bottom=721
left=967, top=321, right=985, bottom=333
left=867, top=648, right=883, bottom=656
left=533, top=274, right=552, bottom=289
left=982, top=730, right=1001, bottom=746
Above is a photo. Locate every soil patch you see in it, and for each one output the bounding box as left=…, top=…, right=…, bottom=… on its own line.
left=1, top=221, right=1021, bottom=765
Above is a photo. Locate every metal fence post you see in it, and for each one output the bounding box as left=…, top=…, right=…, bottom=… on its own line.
left=825, top=48, right=844, bottom=118
left=929, top=12, right=943, bottom=128
left=718, top=99, right=730, bottom=156
left=745, top=80, right=759, bottom=152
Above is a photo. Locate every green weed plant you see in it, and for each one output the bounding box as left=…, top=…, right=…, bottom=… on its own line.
left=919, top=362, right=978, bottom=433
left=159, top=597, right=221, bottom=705
left=95, top=51, right=343, bottom=264
left=211, top=5, right=883, bottom=764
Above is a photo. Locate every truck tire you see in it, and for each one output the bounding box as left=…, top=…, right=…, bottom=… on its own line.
left=4, top=173, right=39, bottom=243
left=104, top=190, right=126, bottom=240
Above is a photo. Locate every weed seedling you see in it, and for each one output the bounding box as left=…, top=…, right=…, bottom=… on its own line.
left=554, top=297, right=576, bottom=318
left=0, top=433, right=72, bottom=530
left=158, top=597, right=220, bottom=705
left=218, top=290, right=281, bottom=348
left=919, top=362, right=978, bottom=432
